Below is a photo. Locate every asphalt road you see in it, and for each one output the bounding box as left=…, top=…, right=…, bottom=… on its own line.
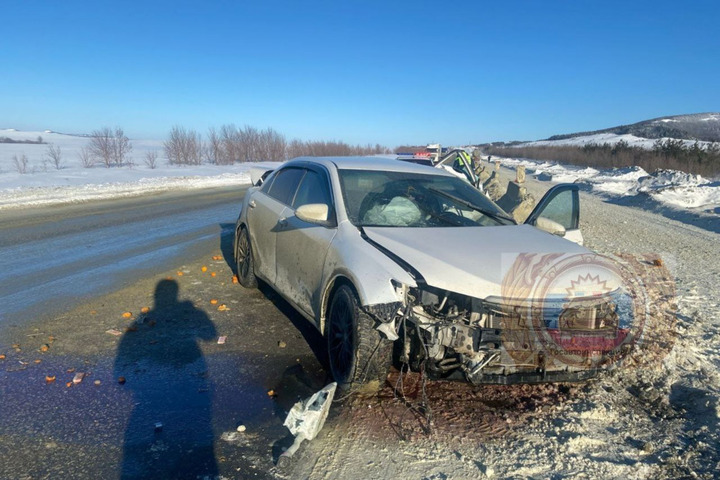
left=0, top=187, right=329, bottom=479
left=0, top=187, right=249, bottom=329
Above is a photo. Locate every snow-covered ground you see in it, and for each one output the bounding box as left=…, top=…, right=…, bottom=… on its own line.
left=487, top=155, right=720, bottom=213
left=0, top=129, right=267, bottom=209
left=519, top=132, right=716, bottom=150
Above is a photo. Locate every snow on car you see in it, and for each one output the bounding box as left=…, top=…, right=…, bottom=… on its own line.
left=233, top=156, right=642, bottom=391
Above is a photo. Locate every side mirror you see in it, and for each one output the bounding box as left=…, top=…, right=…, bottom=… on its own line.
left=296, top=203, right=329, bottom=224
left=535, top=216, right=566, bottom=236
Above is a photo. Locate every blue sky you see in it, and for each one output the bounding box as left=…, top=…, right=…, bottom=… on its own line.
left=3, top=1, right=719, bottom=146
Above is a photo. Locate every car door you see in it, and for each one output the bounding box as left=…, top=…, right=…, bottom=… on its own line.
left=247, top=167, right=305, bottom=284
left=274, top=166, right=338, bottom=320
left=524, top=184, right=584, bottom=245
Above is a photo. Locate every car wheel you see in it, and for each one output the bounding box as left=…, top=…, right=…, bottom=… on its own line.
left=235, top=227, right=257, bottom=288
left=327, top=285, right=392, bottom=392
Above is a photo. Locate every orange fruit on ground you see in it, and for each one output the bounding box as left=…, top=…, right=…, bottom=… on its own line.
left=122, top=312, right=132, bottom=318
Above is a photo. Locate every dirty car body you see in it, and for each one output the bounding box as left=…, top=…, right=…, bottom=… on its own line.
left=234, top=157, right=631, bottom=388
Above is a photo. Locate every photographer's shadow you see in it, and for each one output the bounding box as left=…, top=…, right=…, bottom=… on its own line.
left=114, top=279, right=218, bottom=479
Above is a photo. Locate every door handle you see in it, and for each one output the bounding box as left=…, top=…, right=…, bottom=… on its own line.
left=249, top=200, right=256, bottom=208
left=278, top=217, right=287, bottom=227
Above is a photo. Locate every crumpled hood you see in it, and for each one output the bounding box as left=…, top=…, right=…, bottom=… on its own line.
left=363, top=224, right=593, bottom=299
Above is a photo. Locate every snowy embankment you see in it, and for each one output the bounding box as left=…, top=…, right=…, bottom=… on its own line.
left=0, top=129, right=270, bottom=210
left=489, top=155, right=720, bottom=212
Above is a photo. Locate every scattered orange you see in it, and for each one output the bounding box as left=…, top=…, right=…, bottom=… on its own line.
left=232, top=275, right=238, bottom=284
left=177, top=271, right=184, bottom=276
left=210, top=299, right=218, bottom=305
left=0, top=354, right=6, bottom=360
left=201, top=266, right=208, bottom=272
left=45, top=375, right=56, bottom=383
left=211, top=272, right=216, bottom=277
left=40, top=344, right=49, bottom=352
left=122, top=312, right=132, bottom=318
left=141, top=307, right=150, bottom=314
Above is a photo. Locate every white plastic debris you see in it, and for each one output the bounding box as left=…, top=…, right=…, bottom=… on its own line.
left=280, top=382, right=337, bottom=462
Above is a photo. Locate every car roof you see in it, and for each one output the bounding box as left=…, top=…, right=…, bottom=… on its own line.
left=286, top=156, right=453, bottom=176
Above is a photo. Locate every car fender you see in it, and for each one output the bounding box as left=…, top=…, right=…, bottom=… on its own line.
left=318, top=222, right=416, bottom=332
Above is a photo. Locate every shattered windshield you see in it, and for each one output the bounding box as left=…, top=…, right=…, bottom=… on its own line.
left=338, top=169, right=514, bottom=227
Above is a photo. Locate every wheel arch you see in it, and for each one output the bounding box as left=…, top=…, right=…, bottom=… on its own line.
left=320, top=274, right=360, bottom=336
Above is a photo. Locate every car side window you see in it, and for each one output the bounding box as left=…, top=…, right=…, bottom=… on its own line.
left=267, top=168, right=305, bottom=206
left=537, top=190, right=574, bottom=229
left=293, top=170, right=331, bottom=209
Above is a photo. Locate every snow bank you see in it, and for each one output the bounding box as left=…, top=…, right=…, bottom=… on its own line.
left=0, top=129, right=279, bottom=210
left=491, top=156, right=720, bottom=212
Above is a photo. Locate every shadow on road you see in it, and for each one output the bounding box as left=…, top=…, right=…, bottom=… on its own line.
left=114, top=279, right=218, bottom=480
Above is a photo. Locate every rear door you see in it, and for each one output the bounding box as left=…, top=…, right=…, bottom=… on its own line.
left=275, top=166, right=338, bottom=320
left=524, top=184, right=583, bottom=245
left=247, top=167, right=305, bottom=283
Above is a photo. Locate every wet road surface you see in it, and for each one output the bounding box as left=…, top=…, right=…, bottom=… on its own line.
left=0, top=189, right=330, bottom=479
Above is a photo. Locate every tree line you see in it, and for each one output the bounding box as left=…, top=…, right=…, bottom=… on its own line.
left=165, top=124, right=390, bottom=166
left=484, top=139, right=720, bottom=177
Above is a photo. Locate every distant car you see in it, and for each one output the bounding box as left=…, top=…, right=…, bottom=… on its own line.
left=234, top=157, right=633, bottom=390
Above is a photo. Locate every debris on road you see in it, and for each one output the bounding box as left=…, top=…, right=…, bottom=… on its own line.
left=122, top=312, right=132, bottom=318
left=105, top=329, right=122, bottom=336
left=117, top=376, right=126, bottom=385
left=280, top=382, right=337, bottom=463
left=154, top=422, right=163, bottom=433
left=278, top=341, right=287, bottom=348
left=217, top=336, right=227, bottom=345
left=45, top=375, right=56, bottom=384
left=236, top=425, right=246, bottom=432
left=72, top=372, right=85, bottom=384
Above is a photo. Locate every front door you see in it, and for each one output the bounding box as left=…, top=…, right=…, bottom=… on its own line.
left=275, top=167, right=337, bottom=320
left=525, top=184, right=584, bottom=245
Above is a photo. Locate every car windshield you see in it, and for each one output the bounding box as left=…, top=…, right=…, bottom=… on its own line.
left=338, top=169, right=514, bottom=227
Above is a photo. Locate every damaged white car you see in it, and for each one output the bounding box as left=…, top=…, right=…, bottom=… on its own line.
left=234, top=157, right=636, bottom=390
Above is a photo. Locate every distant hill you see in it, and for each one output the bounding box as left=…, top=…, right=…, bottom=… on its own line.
left=546, top=113, right=720, bottom=143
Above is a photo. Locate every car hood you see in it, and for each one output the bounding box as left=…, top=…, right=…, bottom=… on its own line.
left=363, top=224, right=595, bottom=299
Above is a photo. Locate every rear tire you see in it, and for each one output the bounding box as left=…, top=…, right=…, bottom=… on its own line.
left=327, top=285, right=392, bottom=393
left=235, top=227, right=257, bottom=289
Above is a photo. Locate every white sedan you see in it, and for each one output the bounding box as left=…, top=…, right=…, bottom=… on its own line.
left=234, top=157, right=636, bottom=391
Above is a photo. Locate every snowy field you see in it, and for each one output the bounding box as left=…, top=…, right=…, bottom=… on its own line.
left=486, top=154, right=720, bottom=213
left=0, top=129, right=265, bottom=209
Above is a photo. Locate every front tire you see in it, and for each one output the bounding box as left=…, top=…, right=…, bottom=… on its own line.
left=327, top=285, right=392, bottom=392
left=235, top=227, right=257, bottom=288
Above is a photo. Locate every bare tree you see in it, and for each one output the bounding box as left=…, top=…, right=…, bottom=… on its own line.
left=12, top=153, right=29, bottom=174
left=88, top=127, right=114, bottom=167
left=78, top=146, right=95, bottom=168
left=144, top=150, right=159, bottom=169
left=164, top=126, right=203, bottom=165
left=206, top=127, right=222, bottom=164
left=45, top=144, right=63, bottom=170
left=88, top=127, right=133, bottom=167
left=111, top=127, right=132, bottom=166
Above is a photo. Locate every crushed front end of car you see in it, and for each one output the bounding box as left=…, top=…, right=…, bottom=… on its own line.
left=374, top=253, right=645, bottom=385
